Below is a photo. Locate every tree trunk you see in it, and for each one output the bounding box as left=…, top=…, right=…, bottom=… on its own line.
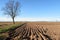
left=12, top=17, right=15, bottom=24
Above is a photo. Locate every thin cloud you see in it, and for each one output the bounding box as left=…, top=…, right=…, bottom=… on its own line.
left=0, top=17, right=60, bottom=22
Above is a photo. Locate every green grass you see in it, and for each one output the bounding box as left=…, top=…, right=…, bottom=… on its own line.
left=0, top=23, right=25, bottom=33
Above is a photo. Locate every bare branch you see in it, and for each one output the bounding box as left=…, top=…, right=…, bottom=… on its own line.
left=2, top=0, right=20, bottom=24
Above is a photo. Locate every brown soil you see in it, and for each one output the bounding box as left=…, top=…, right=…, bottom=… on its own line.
left=1, top=22, right=60, bottom=40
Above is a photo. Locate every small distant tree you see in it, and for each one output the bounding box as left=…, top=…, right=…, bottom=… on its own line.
left=2, top=0, right=20, bottom=24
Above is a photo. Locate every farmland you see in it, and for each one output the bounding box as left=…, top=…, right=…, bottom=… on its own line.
left=0, top=22, right=25, bottom=40
left=0, top=22, right=60, bottom=40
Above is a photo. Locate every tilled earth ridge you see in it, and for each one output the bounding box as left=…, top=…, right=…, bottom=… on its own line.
left=6, top=23, right=60, bottom=40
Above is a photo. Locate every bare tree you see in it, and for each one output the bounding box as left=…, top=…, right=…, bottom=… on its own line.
left=2, top=0, right=20, bottom=24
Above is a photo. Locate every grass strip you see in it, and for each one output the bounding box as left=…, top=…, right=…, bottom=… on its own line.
left=0, top=23, right=26, bottom=33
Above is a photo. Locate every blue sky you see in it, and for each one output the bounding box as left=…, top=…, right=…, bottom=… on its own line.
left=0, top=0, right=60, bottom=21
